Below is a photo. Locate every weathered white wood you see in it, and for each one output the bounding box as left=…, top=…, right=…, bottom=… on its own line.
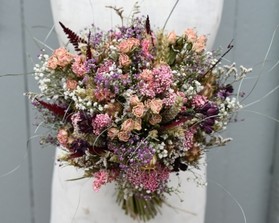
left=49, top=1, right=223, bottom=222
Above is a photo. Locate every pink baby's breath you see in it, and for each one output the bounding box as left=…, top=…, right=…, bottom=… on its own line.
left=192, top=95, right=208, bottom=108
left=92, top=114, right=112, bottom=135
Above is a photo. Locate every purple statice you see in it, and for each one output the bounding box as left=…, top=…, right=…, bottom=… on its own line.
left=94, top=60, right=126, bottom=95
left=110, top=137, right=155, bottom=169
left=118, top=17, right=146, bottom=40
left=89, top=27, right=104, bottom=48
left=85, top=58, right=98, bottom=73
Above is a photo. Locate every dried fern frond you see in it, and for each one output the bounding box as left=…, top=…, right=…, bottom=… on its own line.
left=59, top=22, right=87, bottom=53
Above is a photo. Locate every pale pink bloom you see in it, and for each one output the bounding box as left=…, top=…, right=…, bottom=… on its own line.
left=118, top=131, right=130, bottom=142
left=72, top=55, right=87, bottom=77
left=57, top=129, right=68, bottom=146
left=132, top=102, right=145, bottom=118
left=118, top=54, right=131, bottom=67
left=121, top=119, right=135, bottom=132
left=141, top=38, right=152, bottom=57
left=167, top=31, right=177, bottom=44
left=193, top=35, right=207, bottom=53
left=107, top=127, right=119, bottom=140
left=134, top=118, right=142, bottom=131
left=149, top=98, right=163, bottom=114
left=47, top=56, right=59, bottom=70
left=185, top=28, right=197, bottom=43
left=66, top=79, right=78, bottom=90
left=129, top=95, right=141, bottom=106
left=118, top=38, right=140, bottom=54
left=192, top=95, right=208, bottom=108
left=149, top=114, right=162, bottom=125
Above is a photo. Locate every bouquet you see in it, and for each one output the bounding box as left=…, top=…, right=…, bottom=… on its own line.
left=27, top=15, right=251, bottom=221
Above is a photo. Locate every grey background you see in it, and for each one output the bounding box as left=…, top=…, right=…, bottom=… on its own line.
left=0, top=0, right=278, bottom=223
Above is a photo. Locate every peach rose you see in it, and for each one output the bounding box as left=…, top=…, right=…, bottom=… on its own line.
left=56, top=48, right=73, bottom=66
left=149, top=114, right=162, bottom=125
left=57, top=129, right=68, bottom=146
left=193, top=35, right=207, bottom=53
left=118, top=38, right=140, bottom=54
left=167, top=31, right=177, bottom=44
left=132, top=102, right=145, bottom=118
left=118, top=131, right=130, bottom=142
left=47, top=48, right=73, bottom=69
left=107, top=127, right=119, bottom=140
left=185, top=28, right=197, bottom=43
left=47, top=56, right=59, bottom=70
left=129, top=95, right=140, bottom=106
left=66, top=79, right=78, bottom=90
left=119, top=54, right=131, bottom=67
left=105, top=102, right=122, bottom=117
left=149, top=98, right=163, bottom=114
left=121, top=119, right=135, bottom=132
left=134, top=118, right=142, bottom=131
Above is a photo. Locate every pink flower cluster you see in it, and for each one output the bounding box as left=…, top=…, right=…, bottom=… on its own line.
left=92, top=114, right=112, bottom=135
left=126, top=166, right=170, bottom=193
left=47, top=47, right=73, bottom=69
left=139, top=64, right=173, bottom=97
left=93, top=170, right=109, bottom=192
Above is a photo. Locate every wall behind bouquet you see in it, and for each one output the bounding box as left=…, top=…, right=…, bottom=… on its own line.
left=0, top=0, right=278, bottom=223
